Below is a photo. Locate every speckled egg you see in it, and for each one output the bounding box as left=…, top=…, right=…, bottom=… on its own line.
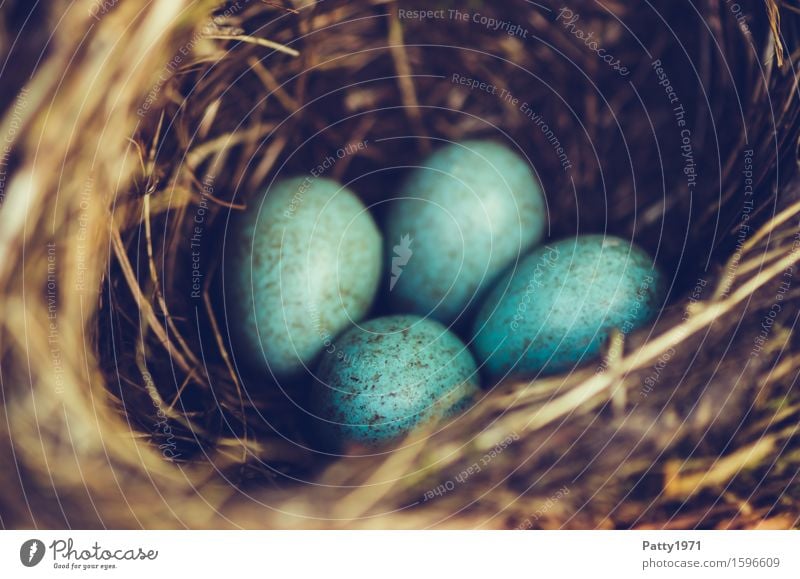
left=472, top=235, right=665, bottom=378
left=311, top=315, right=479, bottom=447
left=385, top=140, right=546, bottom=324
left=226, top=177, right=382, bottom=378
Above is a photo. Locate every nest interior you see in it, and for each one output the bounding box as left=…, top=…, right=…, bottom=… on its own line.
left=2, top=0, right=800, bottom=529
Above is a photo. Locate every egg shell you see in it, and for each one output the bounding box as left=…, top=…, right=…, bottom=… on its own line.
left=472, top=235, right=665, bottom=378
left=311, top=315, right=479, bottom=447
left=385, top=140, right=546, bottom=324
left=226, top=177, right=382, bottom=378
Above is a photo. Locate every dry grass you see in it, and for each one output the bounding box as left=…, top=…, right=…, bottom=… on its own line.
left=1, top=0, right=800, bottom=529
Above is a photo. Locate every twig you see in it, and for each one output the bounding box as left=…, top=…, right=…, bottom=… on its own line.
left=206, top=34, right=300, bottom=57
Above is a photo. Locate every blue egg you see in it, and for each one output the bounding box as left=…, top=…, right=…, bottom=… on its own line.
left=385, top=140, right=546, bottom=324
left=472, top=235, right=665, bottom=378
left=311, top=315, right=479, bottom=447
left=226, top=177, right=382, bottom=378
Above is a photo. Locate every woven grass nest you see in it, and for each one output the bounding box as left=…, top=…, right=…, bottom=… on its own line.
left=2, top=0, right=800, bottom=529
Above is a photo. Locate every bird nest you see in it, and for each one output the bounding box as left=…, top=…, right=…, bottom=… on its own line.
left=2, top=0, right=800, bottom=529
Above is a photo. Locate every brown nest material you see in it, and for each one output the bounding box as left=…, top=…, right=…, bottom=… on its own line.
left=2, top=0, right=800, bottom=529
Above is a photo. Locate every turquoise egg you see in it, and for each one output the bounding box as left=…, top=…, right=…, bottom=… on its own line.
left=226, top=177, right=381, bottom=378
left=385, top=140, right=546, bottom=324
left=472, top=235, right=665, bottom=378
left=311, top=315, right=479, bottom=447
